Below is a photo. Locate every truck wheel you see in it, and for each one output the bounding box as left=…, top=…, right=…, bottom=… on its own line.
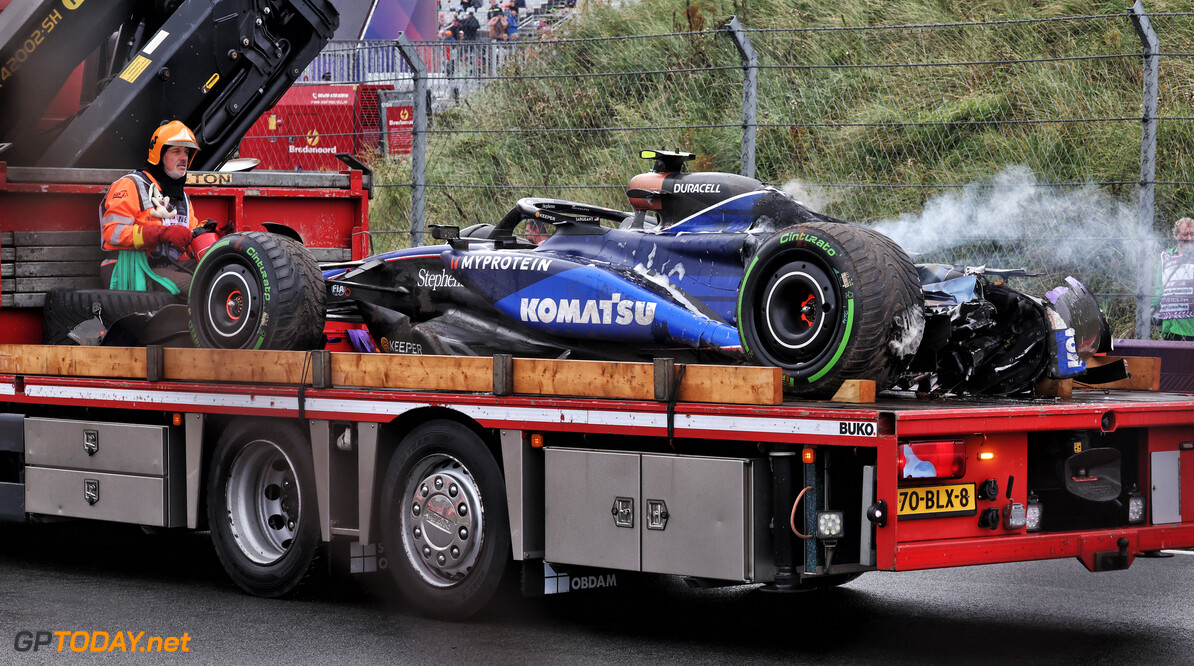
left=736, top=222, right=923, bottom=397
left=380, top=421, right=510, bottom=620
left=207, top=419, right=323, bottom=598
left=42, top=288, right=180, bottom=345
left=188, top=231, right=326, bottom=350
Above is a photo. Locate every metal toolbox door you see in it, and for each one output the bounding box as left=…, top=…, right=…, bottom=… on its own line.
left=640, top=454, right=771, bottom=582
left=544, top=448, right=640, bottom=571
left=24, top=467, right=171, bottom=527
left=24, top=418, right=171, bottom=475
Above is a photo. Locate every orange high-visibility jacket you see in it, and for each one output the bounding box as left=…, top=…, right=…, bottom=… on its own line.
left=99, top=171, right=197, bottom=265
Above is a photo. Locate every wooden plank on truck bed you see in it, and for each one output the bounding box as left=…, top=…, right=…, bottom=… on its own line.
left=677, top=364, right=782, bottom=405
left=16, top=262, right=101, bottom=277
left=511, top=358, right=783, bottom=405
left=331, top=353, right=493, bottom=392
left=0, top=343, right=780, bottom=405
left=163, top=349, right=314, bottom=384
left=0, top=345, right=145, bottom=377
left=12, top=231, right=99, bottom=245
left=1077, top=355, right=1161, bottom=392
left=5, top=277, right=103, bottom=292
left=512, top=358, right=655, bottom=400
left=14, top=247, right=103, bottom=262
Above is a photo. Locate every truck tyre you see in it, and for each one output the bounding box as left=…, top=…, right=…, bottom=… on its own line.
left=207, top=419, right=323, bottom=598
left=736, top=222, right=923, bottom=398
left=380, top=420, right=510, bottom=620
left=188, top=232, right=326, bottom=350
left=42, top=288, right=180, bottom=345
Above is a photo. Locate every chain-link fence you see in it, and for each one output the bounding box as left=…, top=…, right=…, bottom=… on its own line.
left=238, top=6, right=1194, bottom=338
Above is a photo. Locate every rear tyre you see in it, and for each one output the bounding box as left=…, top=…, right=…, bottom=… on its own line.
left=736, top=222, right=923, bottom=397
left=42, top=288, right=179, bottom=345
left=188, top=232, right=326, bottom=350
left=380, top=421, right=509, bottom=620
left=207, top=419, right=323, bottom=598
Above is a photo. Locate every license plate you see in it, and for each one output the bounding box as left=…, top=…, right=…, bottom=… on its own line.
left=897, top=482, right=976, bottom=519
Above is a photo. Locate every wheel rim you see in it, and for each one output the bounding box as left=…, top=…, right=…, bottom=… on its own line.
left=202, top=262, right=260, bottom=347
left=399, top=453, right=485, bottom=589
left=756, top=259, right=840, bottom=366
left=226, top=440, right=301, bottom=566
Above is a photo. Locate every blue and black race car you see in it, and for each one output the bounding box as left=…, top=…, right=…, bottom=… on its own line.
left=185, top=150, right=1112, bottom=398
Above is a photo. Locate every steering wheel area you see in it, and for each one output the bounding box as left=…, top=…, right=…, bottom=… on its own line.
left=492, top=198, right=634, bottom=241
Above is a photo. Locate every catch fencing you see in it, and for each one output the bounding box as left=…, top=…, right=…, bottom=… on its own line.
left=242, top=3, right=1194, bottom=338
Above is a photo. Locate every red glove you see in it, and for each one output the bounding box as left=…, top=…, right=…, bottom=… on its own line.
left=139, top=224, right=192, bottom=251
left=216, top=219, right=236, bottom=237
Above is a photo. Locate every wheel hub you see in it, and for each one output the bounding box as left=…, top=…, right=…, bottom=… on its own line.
left=763, top=265, right=835, bottom=353
left=225, top=290, right=245, bottom=321
left=403, top=457, right=483, bottom=587
left=204, top=265, right=256, bottom=344
left=226, top=441, right=300, bottom=565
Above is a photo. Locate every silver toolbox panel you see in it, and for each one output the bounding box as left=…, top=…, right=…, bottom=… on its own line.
left=544, top=448, right=774, bottom=582
left=641, top=454, right=772, bottom=582
left=1151, top=450, right=1182, bottom=524
left=544, top=448, right=640, bottom=571
left=25, top=418, right=171, bottom=475
left=24, top=467, right=178, bottom=527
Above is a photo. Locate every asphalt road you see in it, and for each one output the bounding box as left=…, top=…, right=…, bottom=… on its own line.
left=1, top=521, right=1192, bottom=664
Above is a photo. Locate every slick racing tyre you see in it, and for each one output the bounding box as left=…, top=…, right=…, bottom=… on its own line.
left=207, top=419, right=323, bottom=598
left=736, top=222, right=923, bottom=398
left=188, top=232, right=326, bottom=350
left=380, top=421, right=510, bottom=620
left=42, top=288, right=180, bottom=345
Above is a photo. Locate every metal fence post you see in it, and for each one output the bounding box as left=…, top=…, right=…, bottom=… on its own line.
left=723, top=17, right=757, bottom=179
left=396, top=36, right=428, bottom=247
left=1132, top=0, right=1158, bottom=339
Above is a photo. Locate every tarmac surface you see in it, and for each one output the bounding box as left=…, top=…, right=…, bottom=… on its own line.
left=1, top=521, right=1192, bottom=664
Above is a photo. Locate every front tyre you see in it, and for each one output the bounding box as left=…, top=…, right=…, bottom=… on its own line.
left=188, top=231, right=326, bottom=350
left=380, top=421, right=510, bottom=620
left=207, top=419, right=323, bottom=598
left=737, top=222, right=923, bottom=397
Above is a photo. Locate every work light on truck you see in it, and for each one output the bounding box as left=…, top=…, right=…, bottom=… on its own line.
left=899, top=440, right=966, bottom=479
left=1025, top=492, right=1043, bottom=532
left=816, top=511, right=845, bottom=540
left=1128, top=484, right=1146, bottom=524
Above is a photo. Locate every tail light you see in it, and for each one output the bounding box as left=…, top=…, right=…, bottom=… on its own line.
left=899, top=440, right=966, bottom=480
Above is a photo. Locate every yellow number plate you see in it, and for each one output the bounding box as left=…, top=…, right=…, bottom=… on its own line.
left=897, top=482, right=976, bottom=520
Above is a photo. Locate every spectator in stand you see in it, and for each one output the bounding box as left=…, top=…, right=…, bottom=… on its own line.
left=1151, top=217, right=1194, bottom=341
left=462, top=11, right=480, bottom=40
left=504, top=3, right=519, bottom=40
left=488, top=2, right=508, bottom=41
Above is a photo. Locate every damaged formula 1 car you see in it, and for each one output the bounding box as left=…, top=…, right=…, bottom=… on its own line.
left=180, top=150, right=1112, bottom=398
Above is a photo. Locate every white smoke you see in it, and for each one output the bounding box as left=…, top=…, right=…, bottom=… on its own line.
left=780, top=180, right=837, bottom=213
left=864, top=165, right=1162, bottom=267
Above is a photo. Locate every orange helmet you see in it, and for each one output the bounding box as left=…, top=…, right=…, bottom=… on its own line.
left=147, top=120, right=199, bottom=165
